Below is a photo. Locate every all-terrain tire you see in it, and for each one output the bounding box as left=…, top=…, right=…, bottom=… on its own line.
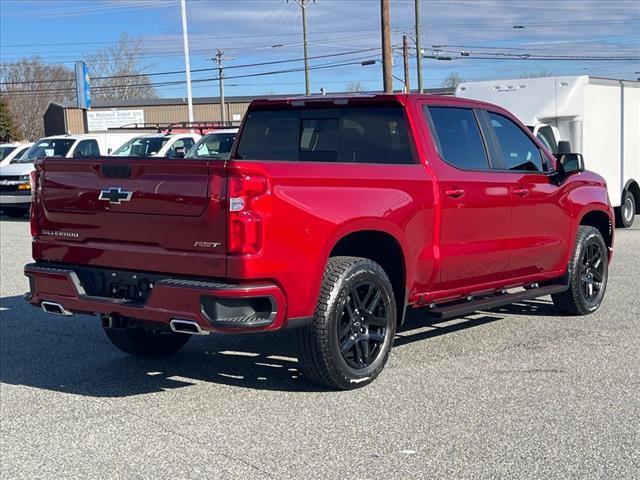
left=104, top=327, right=191, bottom=357
left=552, top=226, right=608, bottom=315
left=296, top=256, right=397, bottom=390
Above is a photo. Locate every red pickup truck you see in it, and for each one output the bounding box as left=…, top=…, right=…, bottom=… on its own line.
left=25, top=94, right=614, bottom=389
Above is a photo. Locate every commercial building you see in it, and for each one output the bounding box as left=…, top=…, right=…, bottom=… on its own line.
left=43, top=89, right=453, bottom=136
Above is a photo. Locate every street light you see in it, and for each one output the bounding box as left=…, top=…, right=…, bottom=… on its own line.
left=424, top=55, right=453, bottom=61
left=361, top=59, right=407, bottom=90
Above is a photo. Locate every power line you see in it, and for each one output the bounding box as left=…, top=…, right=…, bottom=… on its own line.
left=0, top=47, right=384, bottom=86
left=1, top=56, right=382, bottom=96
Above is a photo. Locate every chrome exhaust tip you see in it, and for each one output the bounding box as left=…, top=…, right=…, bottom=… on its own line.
left=169, top=319, right=209, bottom=336
left=41, top=301, right=73, bottom=316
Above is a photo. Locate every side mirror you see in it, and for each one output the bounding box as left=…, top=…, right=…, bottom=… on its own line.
left=557, top=140, right=572, bottom=154
left=172, top=146, right=185, bottom=159
left=558, top=153, right=585, bottom=175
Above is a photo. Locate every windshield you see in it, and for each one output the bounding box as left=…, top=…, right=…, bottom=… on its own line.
left=112, top=136, right=169, bottom=157
left=0, top=146, right=17, bottom=160
left=17, top=139, right=75, bottom=163
left=9, top=145, right=31, bottom=163
left=185, top=132, right=237, bottom=160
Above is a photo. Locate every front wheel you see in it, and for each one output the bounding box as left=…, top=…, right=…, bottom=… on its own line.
left=104, top=326, right=191, bottom=357
left=552, top=226, right=609, bottom=315
left=296, top=256, right=397, bottom=390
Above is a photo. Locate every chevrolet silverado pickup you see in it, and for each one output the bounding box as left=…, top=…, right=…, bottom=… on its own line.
left=24, top=94, right=614, bottom=389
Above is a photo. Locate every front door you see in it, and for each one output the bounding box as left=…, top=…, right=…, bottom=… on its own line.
left=484, top=110, right=571, bottom=278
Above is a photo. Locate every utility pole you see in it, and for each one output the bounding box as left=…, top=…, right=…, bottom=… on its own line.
left=402, top=34, right=411, bottom=93
left=415, top=0, right=423, bottom=93
left=290, top=0, right=313, bottom=95
left=180, top=0, right=194, bottom=123
left=213, top=50, right=226, bottom=124
left=381, top=0, right=393, bottom=93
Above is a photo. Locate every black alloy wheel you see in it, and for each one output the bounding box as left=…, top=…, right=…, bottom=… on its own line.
left=552, top=226, right=608, bottom=315
left=338, top=282, right=390, bottom=369
left=579, top=241, right=605, bottom=303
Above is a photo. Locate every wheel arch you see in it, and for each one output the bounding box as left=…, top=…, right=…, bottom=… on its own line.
left=328, top=228, right=408, bottom=326
left=623, top=179, right=639, bottom=214
left=579, top=209, right=613, bottom=250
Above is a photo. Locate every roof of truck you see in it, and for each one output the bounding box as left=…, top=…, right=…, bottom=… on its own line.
left=37, top=134, right=102, bottom=141
left=247, top=92, right=494, bottom=109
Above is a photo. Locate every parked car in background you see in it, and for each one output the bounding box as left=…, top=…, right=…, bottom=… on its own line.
left=25, top=93, right=613, bottom=389
left=456, top=76, right=639, bottom=227
left=0, top=134, right=124, bottom=218
left=185, top=129, right=238, bottom=160
left=0, top=143, right=33, bottom=167
left=111, top=133, right=200, bottom=158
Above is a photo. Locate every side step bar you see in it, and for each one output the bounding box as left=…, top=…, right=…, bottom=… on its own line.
left=427, top=284, right=568, bottom=320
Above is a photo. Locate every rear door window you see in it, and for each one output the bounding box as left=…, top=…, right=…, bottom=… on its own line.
left=236, top=106, right=414, bottom=164
left=426, top=107, right=489, bottom=170
left=488, top=112, right=546, bottom=172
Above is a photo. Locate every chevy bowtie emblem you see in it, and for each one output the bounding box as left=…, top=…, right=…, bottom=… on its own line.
left=98, top=187, right=133, bottom=205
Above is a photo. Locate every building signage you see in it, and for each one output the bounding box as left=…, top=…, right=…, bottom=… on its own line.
left=75, top=61, right=91, bottom=110
left=86, top=109, right=145, bottom=131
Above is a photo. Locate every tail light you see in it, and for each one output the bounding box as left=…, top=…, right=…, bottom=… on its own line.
left=29, top=169, right=39, bottom=237
left=227, top=173, right=268, bottom=255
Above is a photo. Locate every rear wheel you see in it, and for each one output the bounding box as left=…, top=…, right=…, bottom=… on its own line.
left=3, top=207, right=29, bottom=218
left=104, top=326, right=191, bottom=357
left=615, top=190, right=636, bottom=228
left=552, top=226, right=608, bottom=315
left=296, top=256, right=396, bottom=390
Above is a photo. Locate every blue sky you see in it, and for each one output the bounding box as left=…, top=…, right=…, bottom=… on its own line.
left=1, top=0, right=639, bottom=98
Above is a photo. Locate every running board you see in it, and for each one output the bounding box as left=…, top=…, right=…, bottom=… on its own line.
left=427, top=284, right=568, bottom=320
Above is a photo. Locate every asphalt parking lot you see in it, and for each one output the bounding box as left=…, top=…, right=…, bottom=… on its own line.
left=1, top=215, right=638, bottom=479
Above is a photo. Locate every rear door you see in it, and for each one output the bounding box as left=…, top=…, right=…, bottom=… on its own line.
left=483, top=110, right=571, bottom=277
left=36, top=158, right=228, bottom=276
left=423, top=103, right=512, bottom=292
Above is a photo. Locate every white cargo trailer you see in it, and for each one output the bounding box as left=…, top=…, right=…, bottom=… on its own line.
left=456, top=76, right=639, bottom=227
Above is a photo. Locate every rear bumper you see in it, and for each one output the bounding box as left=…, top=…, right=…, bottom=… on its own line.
left=24, top=263, right=289, bottom=334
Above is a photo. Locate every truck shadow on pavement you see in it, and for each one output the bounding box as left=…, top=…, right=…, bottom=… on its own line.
left=0, top=294, right=559, bottom=396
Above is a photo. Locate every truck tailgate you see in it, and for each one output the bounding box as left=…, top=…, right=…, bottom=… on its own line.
left=34, top=158, right=228, bottom=277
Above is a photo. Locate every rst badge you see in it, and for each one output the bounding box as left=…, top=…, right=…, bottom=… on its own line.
left=98, top=187, right=133, bottom=205
left=194, top=241, right=221, bottom=248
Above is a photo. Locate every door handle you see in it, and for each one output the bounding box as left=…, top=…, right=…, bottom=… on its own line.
left=445, top=188, right=465, bottom=199
left=513, top=187, right=530, bottom=197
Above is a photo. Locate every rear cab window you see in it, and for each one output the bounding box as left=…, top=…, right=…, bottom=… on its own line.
left=235, top=106, right=414, bottom=164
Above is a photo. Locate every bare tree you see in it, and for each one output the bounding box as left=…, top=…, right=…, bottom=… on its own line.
left=441, top=72, right=463, bottom=90
left=346, top=81, right=364, bottom=92
left=520, top=70, right=554, bottom=78
left=88, top=33, right=158, bottom=101
left=0, top=58, right=75, bottom=140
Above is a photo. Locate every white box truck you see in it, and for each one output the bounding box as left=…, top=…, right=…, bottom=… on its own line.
left=456, top=76, right=639, bottom=227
